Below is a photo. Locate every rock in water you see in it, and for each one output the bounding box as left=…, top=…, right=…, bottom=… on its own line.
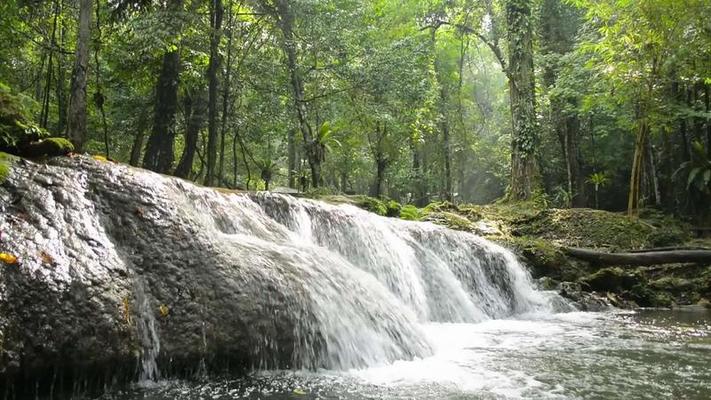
left=0, top=156, right=558, bottom=396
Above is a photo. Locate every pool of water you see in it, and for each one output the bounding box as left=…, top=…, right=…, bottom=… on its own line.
left=103, top=309, right=711, bottom=400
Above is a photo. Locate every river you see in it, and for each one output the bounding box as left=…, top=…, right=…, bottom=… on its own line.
left=103, top=308, right=710, bottom=400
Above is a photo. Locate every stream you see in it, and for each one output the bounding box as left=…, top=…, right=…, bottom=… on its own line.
left=103, top=309, right=711, bottom=400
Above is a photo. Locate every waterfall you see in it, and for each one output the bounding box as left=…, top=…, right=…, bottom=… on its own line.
left=134, top=279, right=161, bottom=382
left=0, top=157, right=562, bottom=388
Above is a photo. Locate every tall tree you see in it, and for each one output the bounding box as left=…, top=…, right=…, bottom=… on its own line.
left=205, top=0, right=224, bottom=186
left=505, top=0, right=538, bottom=200
left=66, top=0, right=92, bottom=150
left=143, top=0, right=184, bottom=173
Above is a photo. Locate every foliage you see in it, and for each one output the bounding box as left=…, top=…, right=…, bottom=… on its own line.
left=0, top=82, right=48, bottom=151
left=0, top=151, right=16, bottom=183
left=0, top=0, right=707, bottom=220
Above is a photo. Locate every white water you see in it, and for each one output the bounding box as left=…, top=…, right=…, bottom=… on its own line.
left=169, top=185, right=564, bottom=370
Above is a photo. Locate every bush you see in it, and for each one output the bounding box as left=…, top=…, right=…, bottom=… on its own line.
left=399, top=204, right=422, bottom=221
left=0, top=82, right=48, bottom=152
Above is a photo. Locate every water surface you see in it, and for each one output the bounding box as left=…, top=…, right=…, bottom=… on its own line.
left=104, top=308, right=711, bottom=400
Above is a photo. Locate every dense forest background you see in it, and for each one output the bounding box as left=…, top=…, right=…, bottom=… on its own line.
left=1, top=0, right=709, bottom=220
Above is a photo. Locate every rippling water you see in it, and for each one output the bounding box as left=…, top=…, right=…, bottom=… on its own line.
left=102, top=309, right=711, bottom=400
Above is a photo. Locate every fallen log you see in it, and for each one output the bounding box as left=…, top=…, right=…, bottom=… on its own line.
left=561, top=247, right=711, bottom=266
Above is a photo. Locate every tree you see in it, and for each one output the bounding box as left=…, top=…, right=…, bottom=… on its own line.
left=66, top=0, right=92, bottom=150
left=204, top=0, right=224, bottom=186
left=505, top=0, right=538, bottom=200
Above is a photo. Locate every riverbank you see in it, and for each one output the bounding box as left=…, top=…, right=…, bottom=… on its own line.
left=317, top=194, right=711, bottom=310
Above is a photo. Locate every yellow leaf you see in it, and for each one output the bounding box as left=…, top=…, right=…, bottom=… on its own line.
left=293, top=389, right=307, bottom=395
left=92, top=155, right=108, bottom=162
left=0, top=252, right=18, bottom=265
left=158, top=304, right=169, bottom=317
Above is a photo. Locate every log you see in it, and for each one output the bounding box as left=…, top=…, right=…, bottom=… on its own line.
left=562, top=247, right=711, bottom=266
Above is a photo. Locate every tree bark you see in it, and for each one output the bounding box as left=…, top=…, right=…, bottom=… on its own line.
left=563, top=247, right=711, bottom=266
left=174, top=88, right=207, bottom=179
left=143, top=49, right=181, bottom=173
left=274, top=0, right=320, bottom=187
left=205, top=0, right=224, bottom=186
left=288, top=128, right=297, bottom=188
left=506, top=0, right=538, bottom=200
left=66, top=0, right=91, bottom=150
left=627, top=120, right=647, bottom=216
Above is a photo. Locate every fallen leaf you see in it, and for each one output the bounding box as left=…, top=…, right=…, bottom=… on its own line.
left=92, top=154, right=109, bottom=162
left=158, top=304, right=169, bottom=317
left=293, top=389, right=307, bottom=395
left=39, top=251, right=54, bottom=265
left=0, top=252, right=18, bottom=265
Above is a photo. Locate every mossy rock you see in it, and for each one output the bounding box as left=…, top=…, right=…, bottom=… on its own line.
left=649, top=276, right=695, bottom=293
left=0, top=151, right=17, bottom=183
left=20, top=137, right=74, bottom=157
left=509, top=236, right=583, bottom=280
left=423, top=211, right=473, bottom=231
left=581, top=267, right=642, bottom=292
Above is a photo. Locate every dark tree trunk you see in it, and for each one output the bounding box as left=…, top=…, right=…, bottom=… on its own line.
left=563, top=247, right=711, bottom=266
left=174, top=89, right=207, bottom=179
left=143, top=49, right=181, bottom=173
left=205, top=0, right=224, bottom=186
left=506, top=0, right=538, bottom=200
left=288, top=128, right=297, bottom=188
left=66, top=0, right=91, bottom=150
left=130, top=131, right=145, bottom=167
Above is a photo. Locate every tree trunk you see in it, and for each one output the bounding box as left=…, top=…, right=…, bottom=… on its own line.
left=205, top=0, right=224, bottom=186
left=563, top=247, right=711, bottom=266
left=174, top=89, right=207, bottom=179
left=66, top=0, right=91, bottom=150
left=142, top=49, right=181, bottom=173
left=627, top=120, right=648, bottom=216
left=506, top=0, right=538, bottom=201
left=274, top=0, right=320, bottom=187
left=431, top=26, right=452, bottom=202
left=288, top=128, right=296, bottom=188
left=56, top=14, right=67, bottom=135
left=130, top=132, right=145, bottom=167
left=219, top=2, right=234, bottom=186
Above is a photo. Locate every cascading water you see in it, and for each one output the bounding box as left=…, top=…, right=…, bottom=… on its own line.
left=134, top=279, right=161, bottom=382
left=0, top=157, right=565, bottom=396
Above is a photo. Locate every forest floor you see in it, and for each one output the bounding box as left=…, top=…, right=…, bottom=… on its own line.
left=319, top=194, right=711, bottom=310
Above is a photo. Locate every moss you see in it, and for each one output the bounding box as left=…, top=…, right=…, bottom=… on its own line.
left=649, top=277, right=695, bottom=293
left=399, top=204, right=423, bottom=221
left=0, top=151, right=17, bottom=183
left=591, top=267, right=624, bottom=291
left=508, top=236, right=582, bottom=280
left=423, top=211, right=473, bottom=231
left=385, top=200, right=401, bottom=217
left=21, top=137, right=74, bottom=157
left=0, top=83, right=48, bottom=152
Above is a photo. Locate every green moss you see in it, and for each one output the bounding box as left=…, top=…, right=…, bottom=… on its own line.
left=424, top=211, right=473, bottom=231
left=399, top=204, right=423, bottom=221
left=582, top=267, right=627, bottom=292
left=385, top=200, right=401, bottom=217
left=0, top=151, right=16, bottom=183
left=509, top=236, right=582, bottom=280
left=21, top=137, right=74, bottom=157
left=649, top=277, right=694, bottom=293
left=0, top=82, right=48, bottom=152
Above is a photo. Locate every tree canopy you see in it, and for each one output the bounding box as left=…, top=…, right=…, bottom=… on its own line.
left=0, top=0, right=709, bottom=220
